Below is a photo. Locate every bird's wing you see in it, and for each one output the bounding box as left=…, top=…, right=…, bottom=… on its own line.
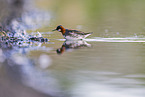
left=68, top=30, right=85, bottom=35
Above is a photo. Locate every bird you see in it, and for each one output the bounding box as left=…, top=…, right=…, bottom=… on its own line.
left=52, top=25, right=93, bottom=40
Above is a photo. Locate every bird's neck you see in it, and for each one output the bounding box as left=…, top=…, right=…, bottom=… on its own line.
left=61, top=27, right=66, bottom=35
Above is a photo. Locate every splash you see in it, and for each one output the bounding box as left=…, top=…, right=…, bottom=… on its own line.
left=0, top=0, right=51, bottom=47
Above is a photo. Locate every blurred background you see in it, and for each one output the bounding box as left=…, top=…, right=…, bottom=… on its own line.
left=35, top=0, right=145, bottom=37
left=0, top=0, right=145, bottom=97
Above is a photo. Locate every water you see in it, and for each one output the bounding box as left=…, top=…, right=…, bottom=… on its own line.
left=1, top=0, right=145, bottom=97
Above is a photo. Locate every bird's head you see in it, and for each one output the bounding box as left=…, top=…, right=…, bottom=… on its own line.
left=52, top=25, right=66, bottom=35
left=52, top=25, right=63, bottom=31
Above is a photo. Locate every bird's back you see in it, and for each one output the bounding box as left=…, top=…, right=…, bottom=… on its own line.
left=64, top=29, right=93, bottom=40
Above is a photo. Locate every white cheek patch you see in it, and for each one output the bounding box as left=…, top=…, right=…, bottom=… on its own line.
left=58, top=29, right=61, bottom=32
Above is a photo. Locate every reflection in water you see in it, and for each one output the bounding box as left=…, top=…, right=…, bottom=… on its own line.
left=1, top=39, right=145, bottom=97
left=0, top=0, right=53, bottom=96
left=56, top=40, right=91, bottom=54
left=38, top=54, right=52, bottom=69
left=18, top=54, right=60, bottom=97
left=0, top=43, right=57, bottom=97
left=71, top=75, right=145, bottom=97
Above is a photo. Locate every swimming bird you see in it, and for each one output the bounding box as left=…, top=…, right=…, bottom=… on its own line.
left=52, top=25, right=93, bottom=40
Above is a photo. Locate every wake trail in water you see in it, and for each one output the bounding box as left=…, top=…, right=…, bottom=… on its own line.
left=57, top=37, right=145, bottom=43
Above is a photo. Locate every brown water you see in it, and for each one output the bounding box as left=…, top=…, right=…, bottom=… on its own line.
left=1, top=0, right=145, bottom=97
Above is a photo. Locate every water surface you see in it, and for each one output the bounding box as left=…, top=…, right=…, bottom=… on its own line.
left=1, top=0, right=145, bottom=97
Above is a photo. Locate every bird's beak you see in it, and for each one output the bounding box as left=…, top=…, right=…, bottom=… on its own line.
left=52, top=29, right=56, bottom=31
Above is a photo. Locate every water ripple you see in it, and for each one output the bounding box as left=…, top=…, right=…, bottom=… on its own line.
left=57, top=37, right=145, bottom=42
